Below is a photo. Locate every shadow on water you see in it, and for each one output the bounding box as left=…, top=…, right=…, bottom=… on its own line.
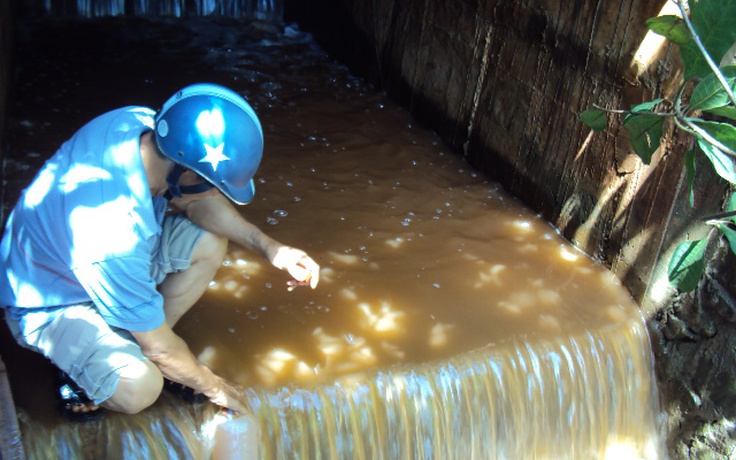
left=2, top=16, right=665, bottom=459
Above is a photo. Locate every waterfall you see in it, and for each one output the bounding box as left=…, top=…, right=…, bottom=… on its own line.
left=18, top=318, right=663, bottom=459
left=41, top=0, right=283, bottom=20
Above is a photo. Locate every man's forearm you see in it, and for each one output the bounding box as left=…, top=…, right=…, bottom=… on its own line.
left=180, top=193, right=284, bottom=263
left=174, top=191, right=320, bottom=288
left=132, top=326, right=219, bottom=396
left=241, top=221, right=281, bottom=263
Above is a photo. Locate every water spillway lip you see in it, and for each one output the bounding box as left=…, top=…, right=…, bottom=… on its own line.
left=237, top=316, right=662, bottom=460
left=239, top=314, right=651, bottom=395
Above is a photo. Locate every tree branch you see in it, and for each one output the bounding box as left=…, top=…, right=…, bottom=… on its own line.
left=682, top=116, right=736, bottom=158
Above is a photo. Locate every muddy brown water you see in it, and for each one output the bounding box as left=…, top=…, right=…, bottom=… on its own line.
left=1, top=17, right=664, bottom=459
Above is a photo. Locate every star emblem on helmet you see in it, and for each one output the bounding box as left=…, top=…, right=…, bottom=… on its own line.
left=199, top=142, right=230, bottom=171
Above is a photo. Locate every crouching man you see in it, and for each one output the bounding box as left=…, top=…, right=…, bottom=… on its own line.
left=0, top=83, right=319, bottom=420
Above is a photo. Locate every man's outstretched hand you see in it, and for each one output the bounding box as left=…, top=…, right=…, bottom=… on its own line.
left=271, top=246, right=320, bottom=291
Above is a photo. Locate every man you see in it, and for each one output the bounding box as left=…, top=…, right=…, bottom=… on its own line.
left=0, top=83, right=319, bottom=420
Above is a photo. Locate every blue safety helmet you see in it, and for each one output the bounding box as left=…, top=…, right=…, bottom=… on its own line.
left=154, top=83, right=263, bottom=205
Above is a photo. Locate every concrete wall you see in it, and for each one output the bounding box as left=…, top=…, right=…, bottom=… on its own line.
left=287, top=0, right=736, bottom=458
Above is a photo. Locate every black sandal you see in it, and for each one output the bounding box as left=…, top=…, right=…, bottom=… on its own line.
left=162, top=378, right=208, bottom=404
left=55, top=370, right=104, bottom=422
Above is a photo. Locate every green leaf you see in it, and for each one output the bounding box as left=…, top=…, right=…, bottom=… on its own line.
left=690, top=65, right=736, bottom=111
left=693, top=119, right=736, bottom=158
left=684, top=149, right=696, bottom=207
left=668, top=239, right=708, bottom=292
left=580, top=109, right=607, bottom=131
left=621, top=98, right=666, bottom=163
left=697, top=137, right=736, bottom=185
left=724, top=192, right=736, bottom=226
left=624, top=98, right=665, bottom=123
left=646, top=15, right=692, bottom=45
left=728, top=192, right=736, bottom=216
left=697, top=138, right=736, bottom=185
left=679, top=0, right=736, bottom=80
left=716, top=223, right=736, bottom=254
left=623, top=114, right=663, bottom=164
left=706, top=105, right=736, bottom=121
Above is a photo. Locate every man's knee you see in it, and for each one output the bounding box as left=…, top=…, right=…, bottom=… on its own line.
left=103, top=359, right=163, bottom=414
left=193, top=230, right=227, bottom=269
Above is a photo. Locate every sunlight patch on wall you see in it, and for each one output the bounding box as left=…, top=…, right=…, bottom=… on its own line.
left=630, top=2, right=681, bottom=78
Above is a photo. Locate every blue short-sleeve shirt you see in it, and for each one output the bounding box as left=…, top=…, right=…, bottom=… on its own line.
left=0, top=106, right=168, bottom=332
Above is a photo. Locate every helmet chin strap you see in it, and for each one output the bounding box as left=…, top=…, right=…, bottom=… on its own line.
left=165, top=164, right=215, bottom=199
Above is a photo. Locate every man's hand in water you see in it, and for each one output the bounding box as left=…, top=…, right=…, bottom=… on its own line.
left=205, top=376, right=249, bottom=414
left=271, top=246, right=320, bottom=290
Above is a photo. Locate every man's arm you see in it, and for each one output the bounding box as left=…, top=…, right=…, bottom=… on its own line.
left=171, top=191, right=320, bottom=288
left=131, top=323, right=248, bottom=412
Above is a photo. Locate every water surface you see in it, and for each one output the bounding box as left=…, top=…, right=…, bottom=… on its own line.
left=2, top=17, right=663, bottom=459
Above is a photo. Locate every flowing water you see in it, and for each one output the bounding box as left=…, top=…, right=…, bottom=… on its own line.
left=41, top=0, right=283, bottom=20
left=2, top=16, right=665, bottom=459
